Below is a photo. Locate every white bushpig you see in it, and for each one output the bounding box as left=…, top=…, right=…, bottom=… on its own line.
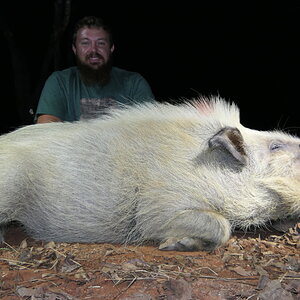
left=1, top=96, right=300, bottom=251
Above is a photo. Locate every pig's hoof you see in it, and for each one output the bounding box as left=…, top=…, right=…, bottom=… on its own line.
left=159, top=237, right=217, bottom=252
left=0, top=233, right=4, bottom=244
left=0, top=226, right=5, bottom=244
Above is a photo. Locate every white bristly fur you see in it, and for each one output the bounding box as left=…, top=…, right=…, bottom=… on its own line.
left=1, top=96, right=300, bottom=251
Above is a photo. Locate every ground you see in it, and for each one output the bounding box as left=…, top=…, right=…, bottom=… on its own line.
left=1, top=222, right=300, bottom=300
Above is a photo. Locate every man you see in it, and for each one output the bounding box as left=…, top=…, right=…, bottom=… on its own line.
left=36, top=16, right=154, bottom=123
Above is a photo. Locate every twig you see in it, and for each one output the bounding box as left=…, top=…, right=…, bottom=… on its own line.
left=2, top=241, right=19, bottom=253
left=0, top=257, right=35, bottom=267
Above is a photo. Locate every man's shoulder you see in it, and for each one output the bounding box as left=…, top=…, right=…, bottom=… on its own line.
left=50, top=66, right=79, bottom=80
left=111, top=67, right=141, bottom=79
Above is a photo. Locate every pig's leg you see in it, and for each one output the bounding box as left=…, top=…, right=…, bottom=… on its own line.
left=0, top=217, right=11, bottom=244
left=0, top=209, right=10, bottom=243
left=0, top=226, right=4, bottom=243
left=158, top=210, right=231, bottom=251
left=0, top=197, right=14, bottom=244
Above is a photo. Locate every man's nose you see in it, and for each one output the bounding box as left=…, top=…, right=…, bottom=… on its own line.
left=90, top=42, right=98, bottom=52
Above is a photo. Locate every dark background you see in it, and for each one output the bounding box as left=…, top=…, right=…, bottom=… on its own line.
left=1, top=1, right=300, bottom=135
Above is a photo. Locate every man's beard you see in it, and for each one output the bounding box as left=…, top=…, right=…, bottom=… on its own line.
left=76, top=55, right=113, bottom=86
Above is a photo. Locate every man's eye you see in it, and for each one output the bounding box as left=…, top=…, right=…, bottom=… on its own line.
left=97, top=41, right=106, bottom=47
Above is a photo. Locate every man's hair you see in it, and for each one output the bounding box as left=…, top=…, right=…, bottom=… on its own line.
left=72, top=16, right=113, bottom=46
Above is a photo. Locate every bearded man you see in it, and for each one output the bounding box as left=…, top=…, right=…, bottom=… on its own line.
left=36, top=16, right=154, bottom=123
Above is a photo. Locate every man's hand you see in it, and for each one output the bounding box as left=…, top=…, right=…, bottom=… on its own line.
left=37, top=114, right=62, bottom=123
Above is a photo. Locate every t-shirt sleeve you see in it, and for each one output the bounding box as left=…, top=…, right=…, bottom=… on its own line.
left=35, top=73, right=67, bottom=121
left=129, top=74, right=155, bottom=103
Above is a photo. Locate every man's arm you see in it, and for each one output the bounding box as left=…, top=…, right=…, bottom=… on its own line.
left=36, top=114, right=62, bottom=123
left=131, top=73, right=155, bottom=103
left=35, top=72, right=68, bottom=123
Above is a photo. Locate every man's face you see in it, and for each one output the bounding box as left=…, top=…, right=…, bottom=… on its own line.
left=72, top=26, right=114, bottom=70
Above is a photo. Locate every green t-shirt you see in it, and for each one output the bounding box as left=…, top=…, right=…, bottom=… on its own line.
left=35, top=66, right=154, bottom=121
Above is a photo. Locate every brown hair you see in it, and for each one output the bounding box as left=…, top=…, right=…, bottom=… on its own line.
left=72, top=16, right=113, bottom=46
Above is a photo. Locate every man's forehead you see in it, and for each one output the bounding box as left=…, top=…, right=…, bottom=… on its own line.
left=77, top=27, right=109, bottom=39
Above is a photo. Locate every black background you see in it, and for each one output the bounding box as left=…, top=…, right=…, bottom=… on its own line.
left=1, top=1, right=300, bottom=135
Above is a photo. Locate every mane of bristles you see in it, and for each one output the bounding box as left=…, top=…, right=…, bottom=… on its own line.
left=99, top=95, right=241, bottom=127
left=188, top=95, right=240, bottom=124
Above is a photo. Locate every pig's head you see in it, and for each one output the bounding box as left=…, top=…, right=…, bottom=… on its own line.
left=191, top=97, right=300, bottom=226
left=207, top=122, right=300, bottom=221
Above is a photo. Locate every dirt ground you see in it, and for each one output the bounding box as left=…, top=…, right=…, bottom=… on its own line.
left=1, top=222, right=300, bottom=300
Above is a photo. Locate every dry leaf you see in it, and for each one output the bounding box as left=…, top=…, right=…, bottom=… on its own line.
left=230, top=266, right=254, bottom=276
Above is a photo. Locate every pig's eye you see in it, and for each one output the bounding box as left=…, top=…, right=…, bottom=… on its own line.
left=270, top=142, right=284, bottom=151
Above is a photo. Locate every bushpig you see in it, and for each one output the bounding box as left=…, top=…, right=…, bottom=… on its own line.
left=1, top=96, right=300, bottom=251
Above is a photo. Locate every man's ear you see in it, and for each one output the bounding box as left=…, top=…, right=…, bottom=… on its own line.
left=111, top=44, right=115, bottom=53
left=72, top=44, right=77, bottom=55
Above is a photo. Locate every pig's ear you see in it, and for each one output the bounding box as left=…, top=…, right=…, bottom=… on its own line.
left=208, top=127, right=247, bottom=165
